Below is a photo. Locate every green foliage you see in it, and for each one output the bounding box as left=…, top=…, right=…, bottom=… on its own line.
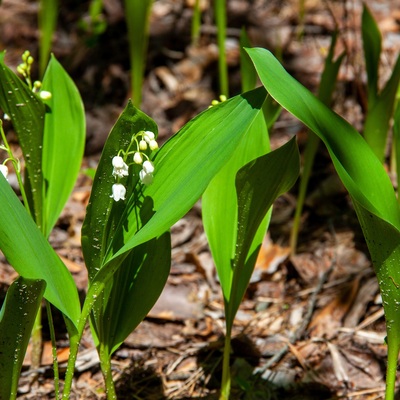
left=0, top=174, right=80, bottom=325
left=124, top=0, right=153, bottom=107
left=0, top=52, right=45, bottom=224
left=290, top=31, right=345, bottom=253
left=362, top=4, right=382, bottom=109
left=0, top=277, right=46, bottom=400
left=362, top=4, right=400, bottom=162
left=214, top=0, right=228, bottom=96
left=41, top=55, right=86, bottom=237
left=75, top=89, right=268, bottom=396
left=248, top=47, right=400, bottom=400
left=38, top=0, right=58, bottom=77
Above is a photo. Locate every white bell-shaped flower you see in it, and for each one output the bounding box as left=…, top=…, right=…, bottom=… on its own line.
left=139, top=169, right=153, bottom=186
left=110, top=183, right=126, bottom=201
left=143, top=131, right=155, bottom=143
left=112, top=156, right=129, bottom=178
left=133, top=152, right=143, bottom=164
left=142, top=160, right=154, bottom=174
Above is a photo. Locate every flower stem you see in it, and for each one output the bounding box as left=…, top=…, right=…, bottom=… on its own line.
left=0, top=120, right=32, bottom=217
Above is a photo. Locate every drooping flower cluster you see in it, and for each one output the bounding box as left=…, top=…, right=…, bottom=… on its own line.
left=110, top=130, right=159, bottom=202
left=16, top=51, right=52, bottom=100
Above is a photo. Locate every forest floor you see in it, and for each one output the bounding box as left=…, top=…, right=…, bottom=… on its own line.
left=1, top=0, right=400, bottom=399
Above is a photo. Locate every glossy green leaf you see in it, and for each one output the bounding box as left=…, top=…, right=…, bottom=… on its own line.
left=93, top=232, right=171, bottom=355
left=0, top=277, right=46, bottom=400
left=82, top=101, right=158, bottom=280
left=362, top=4, right=381, bottom=108
left=248, top=47, right=400, bottom=399
left=363, top=54, right=400, bottom=162
left=0, top=174, right=80, bottom=326
left=41, top=55, right=86, bottom=237
left=202, top=106, right=270, bottom=307
left=81, top=88, right=267, bottom=327
left=230, top=137, right=299, bottom=318
left=0, top=52, right=45, bottom=225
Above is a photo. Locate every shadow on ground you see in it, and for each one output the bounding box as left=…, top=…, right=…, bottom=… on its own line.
left=115, top=363, right=166, bottom=400
left=196, top=334, right=333, bottom=400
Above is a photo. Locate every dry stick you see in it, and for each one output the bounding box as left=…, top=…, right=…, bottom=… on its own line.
left=260, top=226, right=338, bottom=372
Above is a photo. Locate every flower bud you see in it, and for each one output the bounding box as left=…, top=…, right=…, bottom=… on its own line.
left=39, top=90, right=52, bottom=100
left=143, top=130, right=155, bottom=143
left=149, top=140, right=158, bottom=151
left=139, top=140, right=148, bottom=151
left=133, top=152, right=143, bottom=164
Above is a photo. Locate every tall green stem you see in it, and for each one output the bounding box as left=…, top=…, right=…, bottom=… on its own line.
left=124, top=0, right=153, bottom=107
left=214, top=0, right=228, bottom=97
left=99, top=343, right=116, bottom=399
left=385, top=335, right=399, bottom=400
left=220, top=325, right=232, bottom=400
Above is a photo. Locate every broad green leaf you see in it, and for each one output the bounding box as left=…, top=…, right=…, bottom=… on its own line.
left=363, top=54, right=400, bottom=162
left=81, top=101, right=158, bottom=280
left=0, top=174, right=80, bottom=326
left=202, top=106, right=270, bottom=305
left=41, top=54, right=85, bottom=237
left=0, top=277, right=46, bottom=400
left=93, top=232, right=171, bottom=355
left=82, top=102, right=169, bottom=358
left=0, top=52, right=45, bottom=226
left=108, top=87, right=268, bottom=264
left=362, top=4, right=381, bottom=109
left=290, top=31, right=345, bottom=252
left=247, top=47, right=400, bottom=399
left=82, top=88, right=267, bottom=321
left=230, top=137, right=299, bottom=318
left=247, top=48, right=400, bottom=227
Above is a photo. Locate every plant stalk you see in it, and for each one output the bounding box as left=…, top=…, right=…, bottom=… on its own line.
left=220, top=327, right=232, bottom=400
left=214, top=0, right=228, bottom=97
left=99, top=343, right=116, bottom=399
left=385, top=335, right=400, bottom=400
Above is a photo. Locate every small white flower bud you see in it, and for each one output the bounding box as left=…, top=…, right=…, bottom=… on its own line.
left=133, top=152, right=143, bottom=164
left=143, top=131, right=155, bottom=143
left=110, top=183, right=126, bottom=201
left=39, top=90, right=52, bottom=100
left=112, top=156, right=129, bottom=178
left=142, top=160, right=154, bottom=174
left=149, top=140, right=158, bottom=151
left=0, top=164, right=8, bottom=179
left=139, top=140, right=148, bottom=151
